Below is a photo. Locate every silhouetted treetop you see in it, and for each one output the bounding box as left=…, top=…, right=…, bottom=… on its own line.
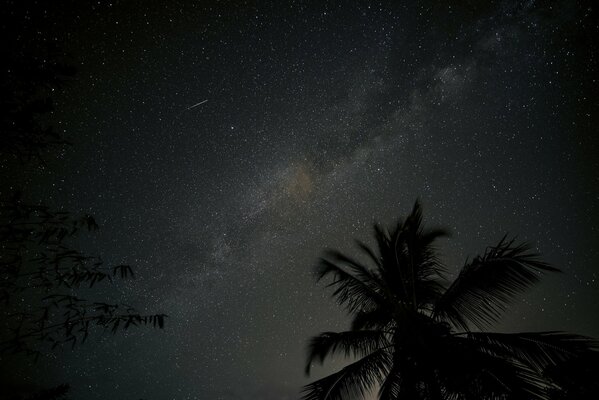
left=303, top=200, right=597, bottom=400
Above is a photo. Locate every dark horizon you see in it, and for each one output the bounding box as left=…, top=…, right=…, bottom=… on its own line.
left=1, top=1, right=598, bottom=399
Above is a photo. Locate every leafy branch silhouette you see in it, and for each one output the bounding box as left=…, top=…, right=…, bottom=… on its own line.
left=0, top=194, right=167, bottom=360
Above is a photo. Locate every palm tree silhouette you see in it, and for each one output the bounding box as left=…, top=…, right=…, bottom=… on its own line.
left=303, top=201, right=597, bottom=400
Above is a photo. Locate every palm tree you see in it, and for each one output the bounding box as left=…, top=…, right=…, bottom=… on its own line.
left=303, top=201, right=597, bottom=400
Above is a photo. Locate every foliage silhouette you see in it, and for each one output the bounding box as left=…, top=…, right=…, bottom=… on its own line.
left=303, top=201, right=597, bottom=400
left=0, top=194, right=167, bottom=357
left=543, top=352, right=599, bottom=400
left=0, top=8, right=166, bottom=359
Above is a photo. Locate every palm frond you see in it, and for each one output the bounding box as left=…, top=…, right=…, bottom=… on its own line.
left=350, top=308, right=394, bottom=331
left=543, top=351, right=599, bottom=397
left=324, top=250, right=383, bottom=289
left=373, top=222, right=392, bottom=259
left=301, top=349, right=391, bottom=400
left=433, top=236, right=559, bottom=330
left=305, top=330, right=390, bottom=374
left=315, top=258, right=383, bottom=313
left=355, top=240, right=382, bottom=268
left=409, top=228, right=449, bottom=281
left=414, top=279, right=447, bottom=310
left=378, top=363, right=402, bottom=400
left=371, top=201, right=448, bottom=309
left=464, top=331, right=599, bottom=372
left=438, top=336, right=551, bottom=400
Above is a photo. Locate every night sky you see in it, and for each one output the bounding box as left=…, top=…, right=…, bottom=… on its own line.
left=2, top=1, right=598, bottom=399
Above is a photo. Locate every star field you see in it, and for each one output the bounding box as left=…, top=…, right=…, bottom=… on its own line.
left=1, top=1, right=598, bottom=399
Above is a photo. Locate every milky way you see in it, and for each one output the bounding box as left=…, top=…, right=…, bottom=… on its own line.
left=2, top=1, right=598, bottom=399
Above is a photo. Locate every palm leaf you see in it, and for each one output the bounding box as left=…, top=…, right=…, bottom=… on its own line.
left=355, top=240, right=382, bottom=268
left=438, top=336, right=550, bottom=400
left=371, top=201, right=448, bottom=309
left=301, top=349, right=391, bottom=400
left=315, top=258, right=383, bottom=313
left=408, top=228, right=449, bottom=281
left=378, top=363, right=402, bottom=400
left=324, top=250, right=384, bottom=290
left=464, top=331, right=599, bottom=372
left=433, top=236, right=559, bottom=330
left=305, top=330, right=390, bottom=374
left=350, top=308, right=394, bottom=331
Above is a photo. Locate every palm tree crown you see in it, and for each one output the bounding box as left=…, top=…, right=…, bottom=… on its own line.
left=303, top=201, right=596, bottom=400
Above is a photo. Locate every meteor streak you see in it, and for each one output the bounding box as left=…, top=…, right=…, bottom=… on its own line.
left=172, top=99, right=209, bottom=123
left=185, top=99, right=208, bottom=110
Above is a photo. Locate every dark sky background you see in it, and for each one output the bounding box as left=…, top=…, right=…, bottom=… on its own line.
left=2, top=1, right=598, bottom=399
